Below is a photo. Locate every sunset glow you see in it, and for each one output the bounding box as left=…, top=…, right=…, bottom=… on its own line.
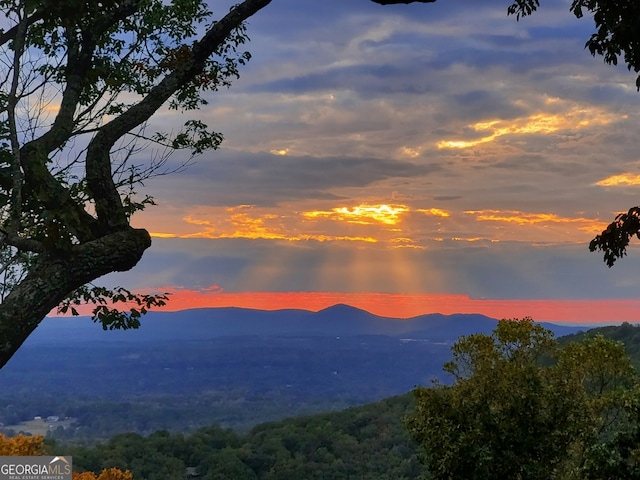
left=97, top=289, right=640, bottom=324
left=144, top=204, right=609, bottom=248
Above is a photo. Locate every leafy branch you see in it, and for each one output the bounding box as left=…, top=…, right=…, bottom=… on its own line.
left=58, top=284, right=170, bottom=330
left=589, top=207, right=640, bottom=267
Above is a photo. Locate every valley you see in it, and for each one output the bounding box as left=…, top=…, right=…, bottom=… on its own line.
left=0, top=306, right=586, bottom=441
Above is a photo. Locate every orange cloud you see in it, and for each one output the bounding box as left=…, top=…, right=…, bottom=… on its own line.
left=464, top=209, right=605, bottom=232
left=596, top=173, right=640, bottom=187
left=399, top=146, right=421, bottom=158
left=437, top=106, right=617, bottom=149
left=451, top=237, right=494, bottom=242
left=147, top=203, right=457, bottom=246
left=151, top=206, right=376, bottom=243
left=149, top=232, right=178, bottom=238
left=390, top=237, right=427, bottom=249
left=416, top=208, right=450, bottom=218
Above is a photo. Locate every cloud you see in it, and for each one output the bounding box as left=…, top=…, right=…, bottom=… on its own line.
left=416, top=208, right=450, bottom=217
left=596, top=173, right=640, bottom=187
left=465, top=209, right=604, bottom=229
left=147, top=205, right=377, bottom=243
left=436, top=102, right=620, bottom=149
left=252, top=63, right=437, bottom=96
left=139, top=149, right=438, bottom=208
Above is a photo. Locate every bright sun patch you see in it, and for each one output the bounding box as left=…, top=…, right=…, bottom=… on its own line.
left=303, top=204, right=409, bottom=225
left=270, top=148, right=289, bottom=156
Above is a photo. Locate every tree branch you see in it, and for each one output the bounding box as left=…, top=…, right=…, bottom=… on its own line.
left=0, top=11, right=43, bottom=47
left=17, top=1, right=146, bottom=241
left=86, top=0, right=273, bottom=229
left=6, top=9, right=28, bottom=232
left=589, top=207, right=640, bottom=267
left=0, top=227, right=151, bottom=368
left=1, top=232, right=45, bottom=253
left=37, top=1, right=143, bottom=154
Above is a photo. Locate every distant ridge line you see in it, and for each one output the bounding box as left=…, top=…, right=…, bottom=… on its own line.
left=29, top=305, right=586, bottom=346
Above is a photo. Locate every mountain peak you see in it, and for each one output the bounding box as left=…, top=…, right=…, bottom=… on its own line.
left=318, top=304, right=371, bottom=315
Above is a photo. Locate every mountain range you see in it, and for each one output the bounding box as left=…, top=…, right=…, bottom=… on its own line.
left=26, top=303, right=585, bottom=345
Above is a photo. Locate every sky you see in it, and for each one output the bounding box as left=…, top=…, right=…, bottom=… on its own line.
left=104, top=0, right=640, bottom=323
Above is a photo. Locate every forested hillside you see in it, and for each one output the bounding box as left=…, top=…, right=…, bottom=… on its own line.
left=68, top=394, right=422, bottom=480
left=560, top=322, right=640, bottom=367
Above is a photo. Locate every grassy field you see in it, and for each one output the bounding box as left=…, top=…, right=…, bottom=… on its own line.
left=4, top=417, right=75, bottom=436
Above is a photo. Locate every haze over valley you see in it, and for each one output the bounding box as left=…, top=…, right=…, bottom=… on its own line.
left=0, top=305, right=584, bottom=439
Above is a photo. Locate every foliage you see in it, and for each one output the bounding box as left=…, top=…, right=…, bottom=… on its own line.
left=506, top=1, right=640, bottom=263
left=58, top=285, right=169, bottom=330
left=0, top=433, right=132, bottom=479
left=68, top=395, right=422, bottom=480
left=589, top=207, right=640, bottom=267
left=73, top=469, right=134, bottom=480
left=509, top=0, right=640, bottom=89
left=0, top=432, right=45, bottom=455
left=406, top=318, right=640, bottom=480
left=561, top=322, right=640, bottom=370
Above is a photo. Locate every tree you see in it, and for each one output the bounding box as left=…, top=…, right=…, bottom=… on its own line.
left=0, top=432, right=46, bottom=456
left=589, top=208, right=640, bottom=267
left=72, top=469, right=134, bottom=480
left=0, top=0, right=637, bottom=372
left=406, top=319, right=640, bottom=480
left=0, top=433, right=133, bottom=480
